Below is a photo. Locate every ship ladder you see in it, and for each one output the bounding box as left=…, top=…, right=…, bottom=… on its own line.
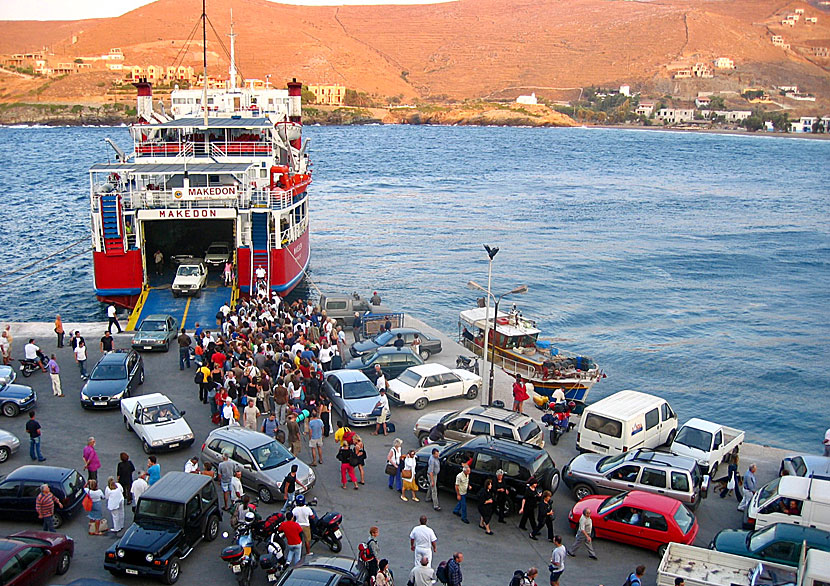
left=250, top=211, right=270, bottom=298
left=100, top=194, right=125, bottom=256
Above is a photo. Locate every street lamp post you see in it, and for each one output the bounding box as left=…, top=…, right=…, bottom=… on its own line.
left=481, top=245, right=498, bottom=406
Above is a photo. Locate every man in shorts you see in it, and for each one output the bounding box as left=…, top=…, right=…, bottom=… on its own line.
left=217, top=453, right=237, bottom=510
left=308, top=409, right=324, bottom=466
left=549, top=535, right=566, bottom=586
left=373, top=388, right=390, bottom=436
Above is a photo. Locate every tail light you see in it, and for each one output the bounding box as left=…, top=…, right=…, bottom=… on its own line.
left=622, top=446, right=628, bottom=453
left=201, top=443, right=206, bottom=451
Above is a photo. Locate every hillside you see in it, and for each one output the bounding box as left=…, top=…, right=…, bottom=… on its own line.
left=0, top=0, right=828, bottom=103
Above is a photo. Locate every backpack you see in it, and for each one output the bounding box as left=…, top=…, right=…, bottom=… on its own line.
left=194, top=371, right=204, bottom=384
left=357, top=540, right=376, bottom=562
left=436, top=559, right=450, bottom=584
left=623, top=574, right=641, bottom=586
left=509, top=570, right=527, bottom=586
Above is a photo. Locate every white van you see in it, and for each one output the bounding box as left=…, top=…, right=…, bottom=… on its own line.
left=576, top=390, right=678, bottom=456
left=744, top=476, right=830, bottom=532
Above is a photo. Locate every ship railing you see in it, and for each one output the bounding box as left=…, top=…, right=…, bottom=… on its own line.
left=131, top=190, right=243, bottom=209
left=460, top=338, right=538, bottom=379
left=250, top=189, right=301, bottom=211
left=135, top=140, right=272, bottom=159
left=276, top=218, right=308, bottom=248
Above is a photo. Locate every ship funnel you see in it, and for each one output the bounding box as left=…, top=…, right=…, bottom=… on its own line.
left=133, top=79, right=154, bottom=123
left=287, top=78, right=303, bottom=149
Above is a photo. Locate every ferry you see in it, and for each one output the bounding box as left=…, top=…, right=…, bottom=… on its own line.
left=88, top=27, right=310, bottom=310
left=459, top=306, right=604, bottom=405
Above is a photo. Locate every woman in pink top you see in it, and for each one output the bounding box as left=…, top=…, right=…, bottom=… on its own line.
left=83, top=437, right=101, bottom=482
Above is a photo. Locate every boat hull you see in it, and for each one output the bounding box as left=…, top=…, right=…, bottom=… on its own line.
left=237, top=229, right=310, bottom=297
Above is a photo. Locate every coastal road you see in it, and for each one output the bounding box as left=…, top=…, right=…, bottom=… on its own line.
left=2, top=318, right=795, bottom=586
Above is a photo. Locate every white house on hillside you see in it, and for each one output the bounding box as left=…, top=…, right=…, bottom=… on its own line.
left=516, top=93, right=538, bottom=105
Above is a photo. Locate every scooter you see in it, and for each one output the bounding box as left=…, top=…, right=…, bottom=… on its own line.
left=455, top=355, right=479, bottom=375
left=19, top=351, right=47, bottom=377
left=258, top=539, right=289, bottom=583
left=259, top=499, right=343, bottom=553
left=221, top=511, right=261, bottom=586
left=541, top=401, right=575, bottom=445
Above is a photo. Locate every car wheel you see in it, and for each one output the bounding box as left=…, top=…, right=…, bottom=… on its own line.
left=710, top=462, right=719, bottom=479
left=139, top=369, right=145, bottom=384
left=549, top=471, right=561, bottom=494
left=204, top=514, right=220, bottom=541
left=142, top=440, right=152, bottom=454
left=259, top=486, right=274, bottom=503
left=124, top=417, right=132, bottom=432
left=2, top=403, right=19, bottom=417
left=163, top=341, right=170, bottom=352
left=52, top=513, right=63, bottom=529
left=465, top=385, right=479, bottom=400
left=664, top=429, right=677, bottom=447
left=414, top=397, right=429, bottom=410
left=657, top=544, right=668, bottom=559
left=0, top=446, right=9, bottom=463
left=572, top=483, right=594, bottom=500
left=419, top=349, right=431, bottom=361
left=196, top=289, right=202, bottom=298
left=56, top=551, right=72, bottom=575
left=327, top=537, right=343, bottom=553
left=416, top=472, right=431, bottom=492
left=417, top=432, right=429, bottom=447
left=162, top=556, right=180, bottom=585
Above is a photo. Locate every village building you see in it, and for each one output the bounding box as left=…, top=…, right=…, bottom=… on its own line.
left=308, top=84, right=346, bottom=106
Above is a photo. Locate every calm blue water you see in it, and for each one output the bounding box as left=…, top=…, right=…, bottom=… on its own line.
left=0, top=125, right=828, bottom=450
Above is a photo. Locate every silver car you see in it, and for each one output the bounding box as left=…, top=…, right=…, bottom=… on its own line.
left=201, top=427, right=315, bottom=503
left=322, top=370, right=381, bottom=427
left=779, top=454, right=830, bottom=479
left=0, top=429, right=20, bottom=463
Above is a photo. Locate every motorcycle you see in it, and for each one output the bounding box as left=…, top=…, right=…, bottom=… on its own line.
left=541, top=401, right=575, bottom=446
left=258, top=538, right=289, bottom=583
left=455, top=355, right=479, bottom=375
left=19, top=351, right=48, bottom=377
left=221, top=511, right=261, bottom=586
left=260, top=499, right=343, bottom=553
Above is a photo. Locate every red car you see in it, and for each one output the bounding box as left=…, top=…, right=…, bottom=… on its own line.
left=568, top=490, right=698, bottom=557
left=0, top=531, right=74, bottom=586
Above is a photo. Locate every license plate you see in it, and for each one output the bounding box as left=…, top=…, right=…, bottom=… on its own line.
left=334, top=529, right=342, bottom=538
left=126, top=569, right=138, bottom=575
left=268, top=574, right=277, bottom=582
left=232, top=565, right=242, bottom=574
left=167, top=443, right=179, bottom=449
left=143, top=346, right=152, bottom=350
left=94, top=401, right=107, bottom=406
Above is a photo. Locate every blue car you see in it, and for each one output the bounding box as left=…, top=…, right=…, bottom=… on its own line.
left=0, top=465, right=86, bottom=529
left=0, top=365, right=36, bottom=418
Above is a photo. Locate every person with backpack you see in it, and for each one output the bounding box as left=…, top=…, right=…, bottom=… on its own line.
left=196, top=363, right=212, bottom=403
left=446, top=552, right=463, bottom=586
left=624, top=565, right=646, bottom=586
left=511, top=567, right=538, bottom=586
left=359, top=526, right=380, bottom=578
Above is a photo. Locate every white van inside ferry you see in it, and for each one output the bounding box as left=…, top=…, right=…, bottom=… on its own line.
left=576, top=390, right=678, bottom=456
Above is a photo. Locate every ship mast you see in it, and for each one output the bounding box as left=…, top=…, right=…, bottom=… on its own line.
left=201, top=0, right=208, bottom=126
left=228, top=10, right=237, bottom=91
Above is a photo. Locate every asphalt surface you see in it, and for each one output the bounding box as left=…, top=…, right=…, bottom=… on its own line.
left=2, top=317, right=793, bottom=586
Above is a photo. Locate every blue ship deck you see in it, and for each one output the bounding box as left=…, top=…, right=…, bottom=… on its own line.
left=127, top=270, right=231, bottom=331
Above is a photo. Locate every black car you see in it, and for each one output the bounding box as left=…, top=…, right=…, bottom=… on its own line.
left=0, top=365, right=37, bottom=418
left=0, top=465, right=86, bottom=529
left=80, top=350, right=144, bottom=409
left=349, top=328, right=442, bottom=360
left=413, top=435, right=560, bottom=516
left=105, top=472, right=221, bottom=584
left=343, top=347, right=424, bottom=383
left=275, top=556, right=368, bottom=586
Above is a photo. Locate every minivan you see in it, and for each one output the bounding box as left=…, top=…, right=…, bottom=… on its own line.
left=744, top=476, right=830, bottom=532
left=576, top=390, right=677, bottom=455
left=0, top=465, right=86, bottom=528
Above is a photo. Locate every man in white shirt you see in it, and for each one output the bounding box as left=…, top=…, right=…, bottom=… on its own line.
left=551, top=387, right=566, bottom=404
left=231, top=470, right=244, bottom=502
left=824, top=427, right=830, bottom=457
left=409, top=557, right=436, bottom=586
left=409, top=515, right=438, bottom=567
left=24, top=339, right=47, bottom=372
left=292, top=496, right=315, bottom=554
left=374, top=389, right=390, bottom=436
left=184, top=457, right=200, bottom=474
left=130, top=471, right=149, bottom=513
left=107, top=304, right=122, bottom=334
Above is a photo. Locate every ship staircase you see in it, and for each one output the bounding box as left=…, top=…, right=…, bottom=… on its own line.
left=249, top=211, right=271, bottom=296
left=100, top=194, right=125, bottom=255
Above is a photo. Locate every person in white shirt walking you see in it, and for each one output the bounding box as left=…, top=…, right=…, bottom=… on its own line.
left=107, top=304, right=122, bottom=334
left=567, top=508, right=597, bottom=559
left=549, top=535, right=567, bottom=586
left=105, top=477, right=125, bottom=533
left=74, top=339, right=88, bottom=379
left=231, top=470, right=244, bottom=502
left=292, top=495, right=316, bottom=555
left=409, top=515, right=438, bottom=567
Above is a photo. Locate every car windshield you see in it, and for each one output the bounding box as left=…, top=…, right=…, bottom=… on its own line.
left=439, top=411, right=460, bottom=424
left=207, top=246, right=227, bottom=255
left=137, top=498, right=184, bottom=522
left=343, top=381, right=379, bottom=400
left=371, top=331, right=394, bottom=345
left=598, top=493, right=627, bottom=515
left=758, top=478, right=781, bottom=502
left=674, top=426, right=713, bottom=452
left=251, top=440, right=294, bottom=470
left=91, top=364, right=126, bottom=380
left=673, top=504, right=696, bottom=534
left=748, top=525, right=777, bottom=552
left=62, top=470, right=84, bottom=496
left=519, top=420, right=541, bottom=442
left=396, top=370, right=423, bottom=387
left=177, top=265, right=200, bottom=277
left=139, top=320, right=167, bottom=332
left=597, top=453, right=629, bottom=474
left=140, top=403, right=182, bottom=424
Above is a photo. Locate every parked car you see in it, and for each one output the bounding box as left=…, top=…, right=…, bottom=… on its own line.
left=318, top=292, right=391, bottom=327
left=711, top=523, right=830, bottom=568
left=0, top=365, right=36, bottom=418
left=0, top=530, right=74, bottom=585
left=322, top=370, right=381, bottom=428
left=132, top=314, right=179, bottom=352
left=744, top=476, right=830, bottom=532
left=121, top=393, right=194, bottom=454
left=200, top=426, right=315, bottom=503
left=669, top=418, right=744, bottom=477
left=568, top=490, right=699, bottom=557
left=562, top=449, right=707, bottom=508
left=171, top=261, right=207, bottom=297
left=413, top=435, right=559, bottom=515
left=0, top=429, right=21, bottom=463
left=387, top=363, right=480, bottom=410
left=413, top=406, right=544, bottom=448
left=0, top=465, right=86, bottom=529
left=779, top=454, right=830, bottom=480
left=343, top=346, right=424, bottom=383
left=350, top=327, right=442, bottom=360
left=80, top=350, right=144, bottom=409
left=203, top=241, right=231, bottom=269
left=274, top=556, right=368, bottom=586
left=105, top=472, right=222, bottom=584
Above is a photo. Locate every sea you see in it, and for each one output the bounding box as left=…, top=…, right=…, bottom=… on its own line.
left=0, top=124, right=828, bottom=451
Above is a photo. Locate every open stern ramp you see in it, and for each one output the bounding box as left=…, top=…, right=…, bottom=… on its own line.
left=127, top=285, right=231, bottom=332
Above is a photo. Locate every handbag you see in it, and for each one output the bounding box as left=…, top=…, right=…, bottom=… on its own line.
left=385, top=463, right=398, bottom=476
left=82, top=493, right=93, bottom=512
left=726, top=475, right=736, bottom=491
left=401, top=468, right=413, bottom=479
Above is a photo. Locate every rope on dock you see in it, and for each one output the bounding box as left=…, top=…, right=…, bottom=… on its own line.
left=0, top=235, right=88, bottom=279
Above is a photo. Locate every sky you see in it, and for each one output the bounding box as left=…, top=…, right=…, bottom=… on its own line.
left=0, top=0, right=455, bottom=21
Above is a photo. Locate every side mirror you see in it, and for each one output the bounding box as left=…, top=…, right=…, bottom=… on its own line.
left=134, top=418, right=141, bottom=426
left=180, top=410, right=186, bottom=417
left=243, top=464, right=253, bottom=471
left=701, top=475, right=710, bottom=498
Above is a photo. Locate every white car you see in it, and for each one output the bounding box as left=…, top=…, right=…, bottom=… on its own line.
left=204, top=242, right=231, bottom=269
left=172, top=260, right=207, bottom=297
left=387, top=363, right=481, bottom=410
left=121, top=393, right=195, bottom=454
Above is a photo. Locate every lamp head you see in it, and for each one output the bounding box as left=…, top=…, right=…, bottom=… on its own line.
left=483, top=245, right=499, bottom=260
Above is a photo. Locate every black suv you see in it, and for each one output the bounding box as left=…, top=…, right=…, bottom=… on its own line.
left=105, top=472, right=222, bottom=584
left=413, top=435, right=559, bottom=516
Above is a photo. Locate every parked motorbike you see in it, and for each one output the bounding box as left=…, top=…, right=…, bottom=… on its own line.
left=19, top=351, right=47, bottom=377
left=541, top=400, right=575, bottom=445
left=258, top=538, right=289, bottom=583
left=455, top=355, right=479, bottom=375
left=259, top=497, right=343, bottom=553
left=221, top=511, right=261, bottom=586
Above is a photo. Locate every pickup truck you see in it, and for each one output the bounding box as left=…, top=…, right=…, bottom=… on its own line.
left=670, top=418, right=744, bottom=477
left=657, top=542, right=828, bottom=586
left=319, top=292, right=394, bottom=327
left=121, top=393, right=195, bottom=454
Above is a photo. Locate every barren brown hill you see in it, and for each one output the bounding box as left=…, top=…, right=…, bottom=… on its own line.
left=1, top=0, right=828, bottom=100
